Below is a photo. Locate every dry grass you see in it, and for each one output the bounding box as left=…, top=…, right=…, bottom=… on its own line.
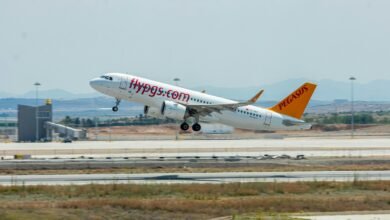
left=0, top=181, right=389, bottom=219
left=0, top=181, right=388, bottom=198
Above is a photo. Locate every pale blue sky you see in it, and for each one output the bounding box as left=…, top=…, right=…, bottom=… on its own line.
left=1, top=0, right=390, bottom=94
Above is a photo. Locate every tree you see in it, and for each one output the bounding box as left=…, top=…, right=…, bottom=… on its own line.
left=62, top=116, right=72, bottom=126
left=86, top=118, right=94, bottom=127
left=74, top=117, right=80, bottom=127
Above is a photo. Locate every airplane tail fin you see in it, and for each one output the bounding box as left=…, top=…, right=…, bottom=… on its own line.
left=269, top=82, right=317, bottom=119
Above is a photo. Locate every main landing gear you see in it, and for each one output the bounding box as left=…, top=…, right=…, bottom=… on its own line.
left=180, top=122, right=190, bottom=131
left=192, top=123, right=201, bottom=132
left=180, top=111, right=201, bottom=132
left=112, top=98, right=121, bottom=112
left=180, top=115, right=202, bottom=131
left=192, top=115, right=201, bottom=132
left=180, top=122, right=201, bottom=132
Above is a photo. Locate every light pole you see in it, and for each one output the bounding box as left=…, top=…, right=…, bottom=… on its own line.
left=108, top=116, right=112, bottom=142
left=173, top=78, right=180, bottom=86
left=349, top=77, right=356, bottom=138
left=4, top=113, right=8, bottom=139
left=173, top=78, right=181, bottom=140
left=34, top=82, right=41, bottom=106
left=34, top=82, right=41, bottom=142
left=1, top=113, right=7, bottom=140
left=94, top=117, right=99, bottom=141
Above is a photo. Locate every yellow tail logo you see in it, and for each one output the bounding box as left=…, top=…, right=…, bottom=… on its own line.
left=269, top=82, right=317, bottom=119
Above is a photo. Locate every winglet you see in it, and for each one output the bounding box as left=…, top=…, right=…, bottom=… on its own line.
left=248, top=89, right=264, bottom=103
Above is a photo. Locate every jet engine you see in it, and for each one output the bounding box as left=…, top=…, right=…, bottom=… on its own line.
left=143, top=105, right=163, bottom=118
left=160, top=101, right=187, bottom=120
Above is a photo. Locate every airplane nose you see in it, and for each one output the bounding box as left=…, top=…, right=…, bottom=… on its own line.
left=89, top=78, right=99, bottom=90
left=89, top=77, right=105, bottom=91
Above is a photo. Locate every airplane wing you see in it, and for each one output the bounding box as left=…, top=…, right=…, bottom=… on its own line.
left=184, top=89, right=264, bottom=116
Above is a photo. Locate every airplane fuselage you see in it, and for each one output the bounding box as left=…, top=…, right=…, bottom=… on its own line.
left=90, top=73, right=312, bottom=131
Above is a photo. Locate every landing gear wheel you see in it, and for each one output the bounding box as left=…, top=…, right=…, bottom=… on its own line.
left=112, top=98, right=121, bottom=112
left=180, top=122, right=190, bottom=131
left=192, top=123, right=201, bottom=132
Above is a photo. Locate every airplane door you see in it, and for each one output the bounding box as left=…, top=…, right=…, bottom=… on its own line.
left=119, top=77, right=128, bottom=90
left=264, top=112, right=272, bottom=126
left=119, top=77, right=133, bottom=98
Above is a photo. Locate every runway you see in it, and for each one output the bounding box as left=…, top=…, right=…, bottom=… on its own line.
left=302, top=214, right=390, bottom=220
left=3, top=138, right=390, bottom=149
left=1, top=138, right=390, bottom=158
left=2, top=170, right=390, bottom=185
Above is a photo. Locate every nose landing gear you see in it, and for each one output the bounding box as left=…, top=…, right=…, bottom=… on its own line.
left=112, top=98, right=121, bottom=112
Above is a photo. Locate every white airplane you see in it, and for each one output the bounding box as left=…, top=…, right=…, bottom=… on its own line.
left=90, top=73, right=317, bottom=131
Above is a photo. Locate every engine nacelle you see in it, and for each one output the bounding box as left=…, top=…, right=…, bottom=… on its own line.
left=143, top=105, right=163, bottom=119
left=160, top=101, right=187, bottom=120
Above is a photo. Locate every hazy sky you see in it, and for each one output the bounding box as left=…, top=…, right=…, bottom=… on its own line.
left=1, top=0, right=390, bottom=94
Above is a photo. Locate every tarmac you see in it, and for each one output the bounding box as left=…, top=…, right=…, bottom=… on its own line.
left=1, top=138, right=390, bottom=158
left=1, top=137, right=389, bottom=186
left=298, top=212, right=390, bottom=220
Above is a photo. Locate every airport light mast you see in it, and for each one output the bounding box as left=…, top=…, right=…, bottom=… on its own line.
left=173, top=78, right=181, bottom=140
left=173, top=78, right=180, bottom=86
left=349, top=76, right=356, bottom=138
left=34, top=82, right=41, bottom=106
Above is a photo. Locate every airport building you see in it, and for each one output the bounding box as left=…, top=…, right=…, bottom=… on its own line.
left=17, top=100, right=53, bottom=142
left=17, top=99, right=86, bottom=142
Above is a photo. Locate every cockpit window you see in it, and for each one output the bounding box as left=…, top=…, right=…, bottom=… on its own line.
left=100, top=75, right=113, bottom=81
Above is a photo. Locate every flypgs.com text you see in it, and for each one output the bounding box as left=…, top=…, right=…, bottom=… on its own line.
left=129, top=78, right=191, bottom=102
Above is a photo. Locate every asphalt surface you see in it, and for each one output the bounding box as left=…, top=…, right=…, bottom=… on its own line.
left=3, top=138, right=390, bottom=149
left=1, top=138, right=390, bottom=158
left=2, top=170, right=390, bottom=185
left=299, top=213, right=390, bottom=220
